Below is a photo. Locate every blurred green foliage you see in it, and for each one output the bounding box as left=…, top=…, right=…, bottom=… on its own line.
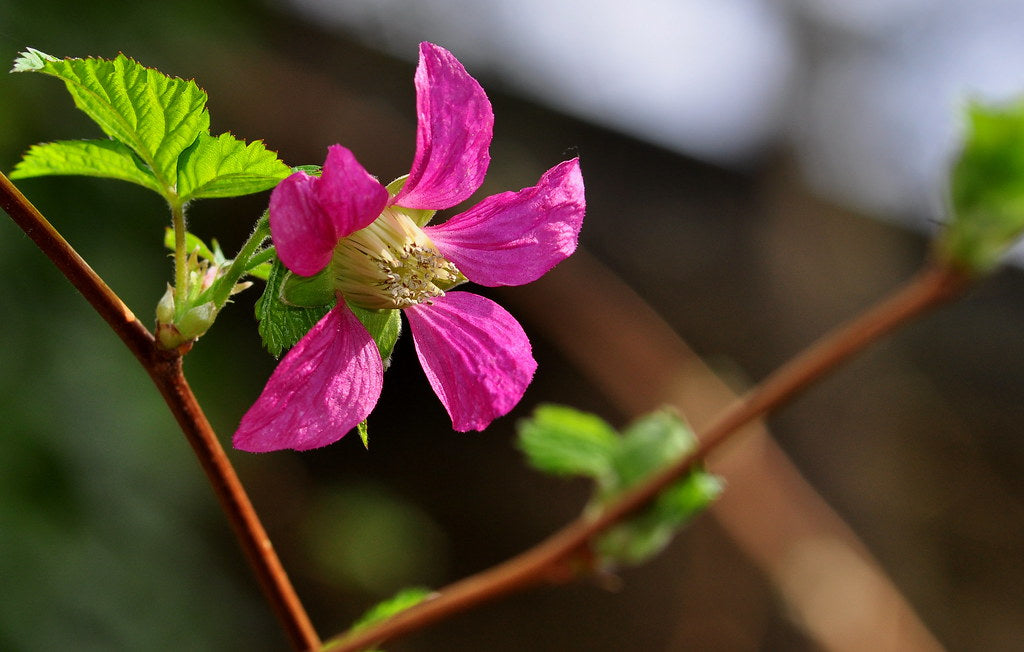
left=943, top=98, right=1024, bottom=272
left=518, top=405, right=722, bottom=568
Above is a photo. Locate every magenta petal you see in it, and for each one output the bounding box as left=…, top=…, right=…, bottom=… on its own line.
left=392, top=42, right=493, bottom=211
left=425, top=159, right=585, bottom=287
left=316, top=144, right=389, bottom=238
left=269, top=171, right=337, bottom=277
left=405, top=292, right=536, bottom=431
left=234, top=303, right=383, bottom=452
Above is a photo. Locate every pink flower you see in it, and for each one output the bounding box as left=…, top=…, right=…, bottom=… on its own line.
left=234, top=43, right=585, bottom=452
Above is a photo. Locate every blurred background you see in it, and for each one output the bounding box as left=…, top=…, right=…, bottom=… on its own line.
left=2, top=0, right=1024, bottom=649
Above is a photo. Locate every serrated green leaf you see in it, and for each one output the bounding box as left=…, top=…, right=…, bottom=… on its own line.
left=348, top=303, right=402, bottom=368
left=942, top=98, right=1024, bottom=273
left=256, top=259, right=330, bottom=357
left=176, top=132, right=290, bottom=202
left=16, top=50, right=210, bottom=191
left=517, top=404, right=619, bottom=478
left=9, top=139, right=163, bottom=193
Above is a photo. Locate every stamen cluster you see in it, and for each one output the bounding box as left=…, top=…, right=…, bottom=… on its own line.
left=332, top=208, right=462, bottom=309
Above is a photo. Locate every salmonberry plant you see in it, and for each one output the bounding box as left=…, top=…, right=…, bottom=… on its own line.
left=3, top=43, right=1024, bottom=651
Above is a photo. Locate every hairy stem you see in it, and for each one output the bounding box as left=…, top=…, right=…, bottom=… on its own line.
left=245, top=243, right=278, bottom=271
left=171, top=198, right=188, bottom=312
left=205, top=212, right=270, bottom=309
left=322, top=261, right=970, bottom=652
left=0, top=173, right=321, bottom=651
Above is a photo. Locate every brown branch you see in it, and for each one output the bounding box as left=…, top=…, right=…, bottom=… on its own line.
left=0, top=173, right=321, bottom=652
left=145, top=356, right=322, bottom=651
left=512, top=251, right=944, bottom=650
left=322, top=259, right=970, bottom=652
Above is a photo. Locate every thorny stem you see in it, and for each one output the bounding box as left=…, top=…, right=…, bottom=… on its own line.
left=0, top=173, right=321, bottom=652
left=322, top=261, right=971, bottom=652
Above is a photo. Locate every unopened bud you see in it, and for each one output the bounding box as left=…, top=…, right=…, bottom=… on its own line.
left=156, top=284, right=176, bottom=324
left=177, top=301, right=218, bottom=341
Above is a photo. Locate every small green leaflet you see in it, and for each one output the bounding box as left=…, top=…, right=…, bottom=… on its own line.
left=517, top=404, right=619, bottom=478
left=176, top=132, right=290, bottom=202
left=344, top=586, right=432, bottom=651
left=10, top=48, right=289, bottom=204
left=11, top=140, right=163, bottom=194
left=10, top=47, right=54, bottom=72
left=255, top=259, right=331, bottom=357
left=597, top=467, right=723, bottom=565
left=595, top=411, right=723, bottom=565
left=350, top=587, right=432, bottom=632
left=517, top=405, right=722, bottom=567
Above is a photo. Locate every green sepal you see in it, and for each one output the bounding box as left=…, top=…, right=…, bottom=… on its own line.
left=9, top=140, right=163, bottom=194
left=176, top=132, right=290, bottom=202
left=386, top=175, right=436, bottom=226
left=255, top=259, right=330, bottom=357
left=176, top=301, right=218, bottom=340
left=281, top=269, right=334, bottom=307
left=245, top=261, right=272, bottom=282
left=941, top=98, right=1024, bottom=273
left=257, top=259, right=404, bottom=363
left=348, top=303, right=402, bottom=369
left=357, top=420, right=369, bottom=449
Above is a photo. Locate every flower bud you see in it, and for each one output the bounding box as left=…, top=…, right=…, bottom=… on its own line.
left=156, top=284, right=176, bottom=324
left=177, top=301, right=218, bottom=340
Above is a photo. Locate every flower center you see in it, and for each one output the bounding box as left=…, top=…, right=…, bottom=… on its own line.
left=331, top=207, right=463, bottom=310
